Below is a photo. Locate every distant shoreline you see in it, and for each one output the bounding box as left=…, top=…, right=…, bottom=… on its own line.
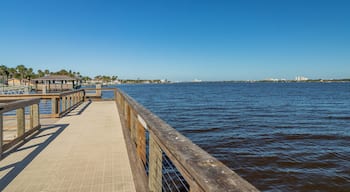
left=174, top=79, right=350, bottom=84
left=84, top=79, right=350, bottom=85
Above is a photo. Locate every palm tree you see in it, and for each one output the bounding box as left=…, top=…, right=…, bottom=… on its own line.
left=111, top=75, right=118, bottom=81
left=56, top=69, right=69, bottom=76
left=37, top=70, right=45, bottom=77
left=8, top=67, right=17, bottom=79
left=26, top=68, right=34, bottom=79
left=0, top=65, right=9, bottom=85
left=16, top=64, right=27, bottom=79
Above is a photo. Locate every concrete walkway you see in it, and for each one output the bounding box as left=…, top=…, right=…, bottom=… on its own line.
left=0, top=101, right=136, bottom=192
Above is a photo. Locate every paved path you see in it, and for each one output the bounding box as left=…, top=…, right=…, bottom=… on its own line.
left=0, top=101, right=136, bottom=192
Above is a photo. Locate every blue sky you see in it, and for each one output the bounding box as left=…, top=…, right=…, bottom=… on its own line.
left=0, top=0, right=349, bottom=81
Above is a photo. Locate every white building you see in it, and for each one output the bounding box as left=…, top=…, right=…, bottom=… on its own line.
left=295, top=76, right=308, bottom=81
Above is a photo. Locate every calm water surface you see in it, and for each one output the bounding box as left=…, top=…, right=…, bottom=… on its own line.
left=117, top=82, right=350, bottom=192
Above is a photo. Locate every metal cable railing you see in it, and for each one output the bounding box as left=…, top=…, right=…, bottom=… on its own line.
left=162, top=152, right=189, bottom=192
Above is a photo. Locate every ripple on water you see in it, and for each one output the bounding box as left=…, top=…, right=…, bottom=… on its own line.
left=118, top=82, right=350, bottom=192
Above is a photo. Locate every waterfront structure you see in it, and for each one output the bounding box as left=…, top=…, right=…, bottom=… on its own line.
left=7, top=78, right=33, bottom=86
left=32, top=75, right=81, bottom=92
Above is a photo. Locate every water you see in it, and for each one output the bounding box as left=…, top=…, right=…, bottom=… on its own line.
left=116, top=82, right=349, bottom=192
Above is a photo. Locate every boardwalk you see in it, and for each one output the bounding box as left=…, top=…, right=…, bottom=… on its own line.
left=0, top=101, right=136, bottom=192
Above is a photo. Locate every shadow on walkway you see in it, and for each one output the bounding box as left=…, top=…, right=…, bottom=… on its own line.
left=66, top=100, right=91, bottom=117
left=0, top=123, right=69, bottom=191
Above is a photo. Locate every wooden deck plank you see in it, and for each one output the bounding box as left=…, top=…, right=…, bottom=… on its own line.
left=0, top=101, right=136, bottom=192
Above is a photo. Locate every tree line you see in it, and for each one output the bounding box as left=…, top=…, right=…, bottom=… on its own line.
left=93, top=75, right=118, bottom=83
left=0, top=64, right=166, bottom=85
left=0, top=64, right=85, bottom=80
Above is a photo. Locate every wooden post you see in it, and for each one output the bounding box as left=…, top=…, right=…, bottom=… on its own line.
left=149, top=133, right=163, bottom=192
left=77, top=92, right=80, bottom=103
left=71, top=94, right=75, bottom=106
left=0, top=113, right=3, bottom=156
left=127, top=105, right=131, bottom=130
left=96, top=84, right=101, bottom=97
left=137, top=121, right=146, bottom=165
left=71, top=95, right=74, bottom=106
left=62, top=96, right=66, bottom=112
left=16, top=107, right=25, bottom=137
left=29, top=105, right=34, bottom=129
left=130, top=110, right=134, bottom=141
left=119, top=94, right=123, bottom=112
left=51, top=97, right=58, bottom=116
left=76, top=92, right=79, bottom=104
left=69, top=96, right=72, bottom=108
left=119, top=93, right=122, bottom=107
left=75, top=93, right=78, bottom=104
left=117, top=92, right=121, bottom=105
left=120, top=95, right=124, bottom=112
left=57, top=97, right=61, bottom=114
left=73, top=94, right=75, bottom=105
left=124, top=102, right=127, bottom=122
left=130, top=111, right=137, bottom=144
left=82, top=90, right=85, bottom=102
left=82, top=91, right=85, bottom=102
left=33, top=103, right=40, bottom=127
left=66, top=96, right=69, bottom=109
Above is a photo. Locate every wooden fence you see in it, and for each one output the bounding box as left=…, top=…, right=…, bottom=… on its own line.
left=0, top=98, right=40, bottom=156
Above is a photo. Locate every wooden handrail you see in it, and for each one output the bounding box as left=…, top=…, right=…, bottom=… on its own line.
left=0, top=89, right=85, bottom=118
left=116, top=88, right=259, bottom=192
left=57, top=89, right=85, bottom=117
left=84, top=87, right=116, bottom=90
left=59, top=89, right=85, bottom=97
left=0, top=98, right=40, bottom=113
left=0, top=98, right=41, bottom=156
left=83, top=88, right=117, bottom=101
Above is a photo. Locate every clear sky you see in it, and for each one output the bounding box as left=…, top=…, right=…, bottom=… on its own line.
left=0, top=0, right=349, bottom=81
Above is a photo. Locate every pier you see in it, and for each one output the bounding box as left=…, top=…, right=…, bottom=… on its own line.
left=0, top=88, right=259, bottom=192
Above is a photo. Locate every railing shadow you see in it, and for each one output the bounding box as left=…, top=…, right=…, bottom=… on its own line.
left=65, top=100, right=91, bottom=117
left=0, top=123, right=69, bottom=190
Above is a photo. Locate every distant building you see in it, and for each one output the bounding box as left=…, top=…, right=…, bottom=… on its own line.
left=32, top=75, right=81, bottom=92
left=295, top=76, right=308, bottom=81
left=7, top=78, right=33, bottom=86
left=266, top=78, right=278, bottom=82
left=265, top=78, right=286, bottom=82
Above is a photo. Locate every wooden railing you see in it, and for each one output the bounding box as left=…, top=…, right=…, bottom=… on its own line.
left=0, top=89, right=85, bottom=118
left=0, top=98, right=41, bottom=156
left=35, top=84, right=73, bottom=91
left=84, top=87, right=117, bottom=101
left=54, top=89, right=85, bottom=117
left=115, top=88, right=259, bottom=192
